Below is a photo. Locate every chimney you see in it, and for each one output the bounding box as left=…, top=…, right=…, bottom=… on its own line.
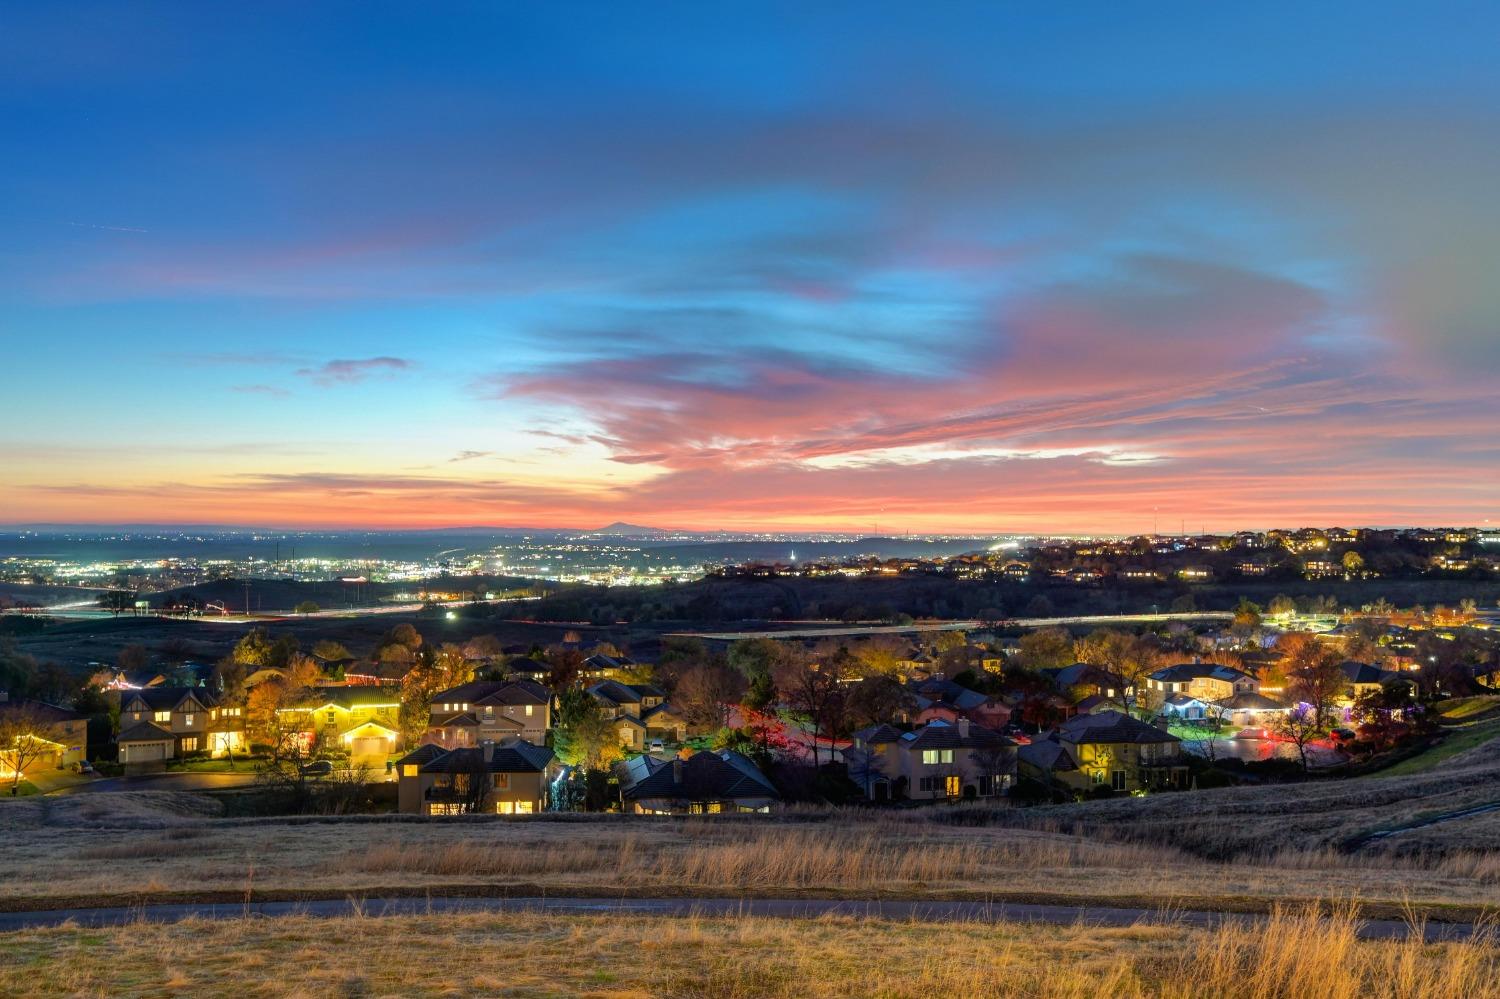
left=957, top=718, right=971, bottom=739
left=672, top=759, right=684, bottom=785
left=481, top=740, right=495, bottom=763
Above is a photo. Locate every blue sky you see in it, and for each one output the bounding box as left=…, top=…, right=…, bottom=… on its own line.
left=3, top=2, right=1499, bottom=530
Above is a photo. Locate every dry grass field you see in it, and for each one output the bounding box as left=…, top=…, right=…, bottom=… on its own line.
left=1, top=905, right=1496, bottom=999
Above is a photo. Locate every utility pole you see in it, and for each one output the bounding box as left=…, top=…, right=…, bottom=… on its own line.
left=244, top=581, right=252, bottom=618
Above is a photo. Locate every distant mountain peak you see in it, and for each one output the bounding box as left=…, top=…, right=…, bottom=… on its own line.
left=591, top=521, right=671, bottom=535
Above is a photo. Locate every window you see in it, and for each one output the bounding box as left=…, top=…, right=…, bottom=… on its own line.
left=945, top=775, right=961, bottom=797
left=1112, top=770, right=1127, bottom=792
left=153, top=711, right=171, bottom=723
left=184, top=714, right=195, bottom=727
left=1091, top=770, right=1106, bottom=785
left=918, top=776, right=937, bottom=792
left=492, top=773, right=510, bottom=788
left=326, top=711, right=337, bottom=724
left=525, top=705, right=534, bottom=716
left=181, top=737, right=198, bottom=752
left=429, top=803, right=463, bottom=816
left=401, top=765, right=418, bottom=777
left=921, top=749, right=954, bottom=765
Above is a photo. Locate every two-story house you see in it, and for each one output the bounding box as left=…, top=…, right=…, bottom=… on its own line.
left=586, top=681, right=686, bottom=748
left=117, top=687, right=244, bottom=763
left=1018, top=710, right=1187, bottom=794
left=848, top=718, right=1017, bottom=802
left=426, top=679, right=551, bottom=748
left=276, top=687, right=403, bottom=766
left=396, top=739, right=557, bottom=815
left=1146, top=663, right=1259, bottom=707
left=613, top=748, right=780, bottom=814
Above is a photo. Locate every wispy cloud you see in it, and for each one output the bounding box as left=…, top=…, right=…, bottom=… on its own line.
left=295, top=356, right=413, bottom=386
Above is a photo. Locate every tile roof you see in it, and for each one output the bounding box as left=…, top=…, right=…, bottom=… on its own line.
left=616, top=749, right=778, bottom=802
left=1058, top=710, right=1181, bottom=745
left=117, top=720, right=176, bottom=743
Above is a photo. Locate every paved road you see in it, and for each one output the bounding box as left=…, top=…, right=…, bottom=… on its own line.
left=50, top=771, right=259, bottom=794
left=0, top=895, right=1478, bottom=941
left=673, top=611, right=1234, bottom=641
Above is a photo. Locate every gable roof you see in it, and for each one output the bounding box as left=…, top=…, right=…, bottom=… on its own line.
left=432, top=679, right=549, bottom=708
left=122, top=687, right=216, bottom=711
left=1017, top=736, right=1078, bottom=773
left=616, top=749, right=778, bottom=802
left=0, top=698, right=80, bottom=724
left=117, top=720, right=176, bottom=743
left=852, top=723, right=902, bottom=745
left=900, top=719, right=1013, bottom=751
left=588, top=680, right=666, bottom=705
left=1148, top=663, right=1253, bottom=684
left=1058, top=710, right=1180, bottom=745
left=403, top=740, right=555, bottom=774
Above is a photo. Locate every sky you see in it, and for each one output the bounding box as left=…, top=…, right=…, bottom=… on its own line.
left=3, top=2, right=1500, bottom=534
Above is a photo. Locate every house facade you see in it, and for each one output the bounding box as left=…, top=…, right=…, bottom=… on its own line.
left=848, top=718, right=1017, bottom=802
left=587, top=681, right=686, bottom=748
left=396, top=739, right=557, bottom=815
left=427, top=679, right=551, bottom=747
left=277, top=687, right=403, bottom=767
left=1146, top=663, right=1259, bottom=704
left=0, top=694, right=87, bottom=775
left=118, top=687, right=244, bottom=763
left=1019, top=710, right=1187, bottom=794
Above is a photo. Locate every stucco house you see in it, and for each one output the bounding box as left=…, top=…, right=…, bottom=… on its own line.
left=0, top=694, right=87, bottom=776
left=426, top=679, right=551, bottom=747
left=396, top=739, right=557, bottom=815
left=614, top=749, right=779, bottom=814
left=1019, top=710, right=1187, bottom=794
left=118, top=687, right=244, bottom=763
left=848, top=718, right=1017, bottom=802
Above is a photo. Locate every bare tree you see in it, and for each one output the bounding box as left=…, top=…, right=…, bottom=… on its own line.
left=458, top=751, right=491, bottom=814
left=1273, top=703, right=1319, bottom=774
left=773, top=648, right=849, bottom=769
left=1200, top=700, right=1232, bottom=763
left=0, top=705, right=55, bottom=795
left=674, top=663, right=743, bottom=732
left=969, top=742, right=1018, bottom=797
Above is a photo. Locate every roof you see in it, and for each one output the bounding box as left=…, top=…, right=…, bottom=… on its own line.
left=899, top=719, right=1012, bottom=751
left=403, top=740, right=554, bottom=774
left=587, top=680, right=666, bottom=705
left=616, top=749, right=779, bottom=803
left=1148, top=663, right=1253, bottom=684
left=1339, top=661, right=1399, bottom=685
left=396, top=743, right=446, bottom=767
left=1217, top=691, right=1288, bottom=711
left=852, top=723, right=902, bottom=745
left=1046, top=663, right=1129, bottom=691
left=432, top=679, right=549, bottom=707
left=117, top=721, right=176, bottom=743
left=286, top=687, right=398, bottom=711
left=0, top=698, right=80, bottom=724
left=1058, top=710, right=1181, bottom=745
left=1017, top=737, right=1078, bottom=773
left=121, top=686, right=217, bottom=711
left=907, top=678, right=991, bottom=711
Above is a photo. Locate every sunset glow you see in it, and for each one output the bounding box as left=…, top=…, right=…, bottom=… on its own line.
left=5, top=4, right=1499, bottom=533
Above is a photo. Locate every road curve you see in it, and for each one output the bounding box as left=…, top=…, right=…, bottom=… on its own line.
left=0, top=895, right=1477, bottom=942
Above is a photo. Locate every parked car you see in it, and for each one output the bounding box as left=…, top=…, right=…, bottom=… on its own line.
left=300, top=760, right=334, bottom=777
left=649, top=739, right=665, bottom=753
left=1329, top=728, right=1358, bottom=745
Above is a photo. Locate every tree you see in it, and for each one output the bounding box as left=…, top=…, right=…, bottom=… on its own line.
left=847, top=675, right=911, bottom=729
left=552, top=688, right=624, bottom=771
left=116, top=644, right=150, bottom=674
left=542, top=646, right=586, bottom=691
left=398, top=644, right=474, bottom=744
left=0, top=705, right=55, bottom=794
left=1286, top=649, right=1347, bottom=729
left=382, top=623, right=424, bottom=652
left=1199, top=699, right=1232, bottom=763
left=673, top=663, right=742, bottom=732
left=1016, top=627, right=1073, bottom=670
left=294, top=600, right=320, bottom=616
left=848, top=636, right=906, bottom=678
left=1273, top=703, right=1319, bottom=774
left=311, top=639, right=351, bottom=661
left=1341, top=551, right=1365, bottom=576
left=210, top=657, right=248, bottom=705
left=97, top=591, right=134, bottom=618
left=462, top=634, right=504, bottom=660
left=773, top=647, right=850, bottom=769
left=1231, top=598, right=1263, bottom=631
left=457, top=750, right=492, bottom=814
left=932, top=630, right=967, bottom=653
left=1268, top=594, right=1297, bottom=619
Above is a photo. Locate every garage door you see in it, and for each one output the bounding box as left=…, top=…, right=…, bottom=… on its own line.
left=350, top=736, right=387, bottom=761
left=125, top=742, right=166, bottom=762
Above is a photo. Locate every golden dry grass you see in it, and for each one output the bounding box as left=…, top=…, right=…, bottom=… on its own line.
left=0, top=905, right=1495, bottom=998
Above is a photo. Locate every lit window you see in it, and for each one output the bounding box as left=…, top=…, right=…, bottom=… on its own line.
left=401, top=764, right=418, bottom=777
left=184, top=714, right=194, bottom=727
left=945, top=775, right=961, bottom=797
left=153, top=711, right=171, bottom=723
left=181, top=737, right=198, bottom=752
left=525, top=705, right=534, bottom=716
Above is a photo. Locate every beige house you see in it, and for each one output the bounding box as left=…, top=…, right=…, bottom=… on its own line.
left=396, top=740, right=556, bottom=815
left=1019, top=710, right=1187, bottom=794
left=847, top=719, right=1016, bottom=802
left=427, top=679, right=551, bottom=748
left=118, top=687, right=244, bottom=763
left=1145, top=663, right=1258, bottom=705
left=587, top=681, right=685, bottom=748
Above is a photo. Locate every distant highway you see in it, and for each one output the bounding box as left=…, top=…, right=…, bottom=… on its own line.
left=671, top=611, right=1235, bottom=641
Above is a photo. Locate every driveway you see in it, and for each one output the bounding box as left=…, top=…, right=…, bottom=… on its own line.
left=51, top=771, right=259, bottom=794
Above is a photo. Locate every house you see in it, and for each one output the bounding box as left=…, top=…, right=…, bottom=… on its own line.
left=276, top=687, right=404, bottom=766
left=581, top=653, right=643, bottom=680
left=118, top=687, right=244, bottom=763
left=427, top=679, right=551, bottom=748
left=614, top=749, right=779, bottom=814
left=904, top=678, right=1011, bottom=729
left=1337, top=661, right=1415, bottom=703
left=1216, top=691, right=1291, bottom=728
left=0, top=693, right=87, bottom=775
left=396, top=739, right=557, bottom=815
left=1146, top=663, right=1259, bottom=703
left=1018, top=710, right=1187, bottom=794
left=848, top=718, right=1016, bottom=802
left=1044, top=663, right=1135, bottom=703
left=587, top=681, right=685, bottom=748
